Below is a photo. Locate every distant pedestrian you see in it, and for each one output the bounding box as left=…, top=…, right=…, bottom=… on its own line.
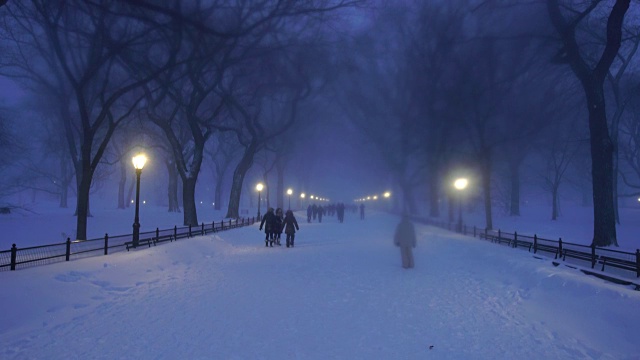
left=283, top=209, right=300, bottom=247
left=394, top=215, right=416, bottom=269
left=359, top=203, right=365, bottom=220
left=259, top=207, right=277, bottom=247
left=312, top=204, right=318, bottom=220
left=307, top=205, right=312, bottom=223
left=318, top=206, right=323, bottom=223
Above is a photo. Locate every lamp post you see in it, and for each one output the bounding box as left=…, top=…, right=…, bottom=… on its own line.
left=132, top=154, right=147, bottom=248
left=453, top=178, right=468, bottom=232
left=300, top=193, right=305, bottom=209
left=287, top=188, right=293, bottom=210
left=256, top=183, right=264, bottom=220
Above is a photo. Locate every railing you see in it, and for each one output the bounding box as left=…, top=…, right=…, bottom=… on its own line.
left=411, top=216, right=640, bottom=279
left=0, top=217, right=256, bottom=272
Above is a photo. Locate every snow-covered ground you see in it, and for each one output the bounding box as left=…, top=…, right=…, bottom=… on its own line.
left=0, top=203, right=639, bottom=359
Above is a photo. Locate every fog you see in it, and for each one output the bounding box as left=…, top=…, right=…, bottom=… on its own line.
left=0, top=1, right=639, bottom=247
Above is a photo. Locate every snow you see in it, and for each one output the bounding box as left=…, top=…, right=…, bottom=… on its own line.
left=1, top=202, right=640, bottom=359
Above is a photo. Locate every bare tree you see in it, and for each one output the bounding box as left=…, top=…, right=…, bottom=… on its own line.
left=2, top=1, right=176, bottom=239
left=547, top=0, right=631, bottom=246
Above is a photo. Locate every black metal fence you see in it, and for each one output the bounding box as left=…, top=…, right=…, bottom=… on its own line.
left=411, top=216, right=640, bottom=279
left=0, top=217, right=256, bottom=272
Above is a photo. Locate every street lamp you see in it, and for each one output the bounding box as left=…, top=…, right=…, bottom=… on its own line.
left=453, top=178, right=469, bottom=232
left=384, top=191, right=391, bottom=198
left=256, top=183, right=264, bottom=220
left=132, top=154, right=147, bottom=248
left=287, top=188, right=293, bottom=210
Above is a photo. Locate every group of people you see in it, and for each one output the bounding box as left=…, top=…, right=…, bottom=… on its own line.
left=259, top=207, right=300, bottom=248
left=306, top=203, right=363, bottom=223
left=258, top=203, right=416, bottom=270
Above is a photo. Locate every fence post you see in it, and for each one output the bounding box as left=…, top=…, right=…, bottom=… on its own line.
left=514, top=231, right=518, bottom=248
left=632, top=249, right=640, bottom=277
left=10, top=244, right=17, bottom=271
left=156, top=228, right=160, bottom=244
left=212, top=221, right=216, bottom=233
left=189, top=225, right=192, bottom=238
left=533, top=234, right=538, bottom=254
left=591, top=243, right=596, bottom=268
left=236, top=218, right=239, bottom=227
left=229, top=219, right=232, bottom=228
left=104, top=233, right=109, bottom=255
left=174, top=225, right=177, bottom=241
left=65, top=238, right=71, bottom=261
left=484, top=227, right=488, bottom=241
left=558, top=237, right=563, bottom=258
left=201, top=222, right=205, bottom=236
left=498, top=229, right=501, bottom=244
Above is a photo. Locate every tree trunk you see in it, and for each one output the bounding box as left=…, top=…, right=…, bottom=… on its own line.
left=166, top=160, right=180, bottom=212
left=587, top=88, right=617, bottom=246
left=481, top=155, right=493, bottom=230
left=551, top=185, right=559, bottom=220
left=226, top=142, right=257, bottom=219
left=75, top=167, right=92, bottom=240
left=182, top=177, right=198, bottom=226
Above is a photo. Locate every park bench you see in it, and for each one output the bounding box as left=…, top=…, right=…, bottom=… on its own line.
left=479, top=232, right=512, bottom=245
left=511, top=239, right=533, bottom=251
left=125, top=237, right=155, bottom=251
left=534, top=243, right=559, bottom=259
left=599, top=255, right=638, bottom=277
left=562, top=248, right=597, bottom=268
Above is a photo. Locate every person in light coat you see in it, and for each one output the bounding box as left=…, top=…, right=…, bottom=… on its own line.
left=394, top=215, right=416, bottom=268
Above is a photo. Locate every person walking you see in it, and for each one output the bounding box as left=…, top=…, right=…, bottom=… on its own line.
left=394, top=215, right=416, bottom=268
left=317, top=205, right=323, bottom=223
left=275, top=208, right=284, bottom=246
left=283, top=209, right=300, bottom=247
left=359, top=203, right=365, bottom=220
left=259, top=207, right=277, bottom=247
left=307, top=204, right=312, bottom=223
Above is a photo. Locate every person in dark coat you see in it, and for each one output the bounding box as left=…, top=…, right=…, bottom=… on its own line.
left=274, top=208, right=284, bottom=246
left=394, top=215, right=416, bottom=268
left=312, top=204, right=318, bottom=220
left=259, top=207, right=277, bottom=247
left=359, top=203, right=365, bottom=220
left=307, top=205, right=312, bottom=223
left=317, top=205, right=323, bottom=223
left=283, top=210, right=300, bottom=247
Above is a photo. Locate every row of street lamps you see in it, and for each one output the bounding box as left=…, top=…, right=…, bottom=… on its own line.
left=354, top=191, right=392, bottom=202
left=255, top=182, right=330, bottom=219
left=129, top=155, right=471, bottom=246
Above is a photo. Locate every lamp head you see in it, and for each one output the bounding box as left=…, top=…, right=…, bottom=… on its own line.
left=454, top=178, right=469, bottom=190
left=132, top=154, right=147, bottom=170
left=256, top=183, right=264, bottom=192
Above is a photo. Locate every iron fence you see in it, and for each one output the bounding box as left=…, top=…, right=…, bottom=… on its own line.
left=1, top=217, right=256, bottom=272
left=411, top=216, right=640, bottom=279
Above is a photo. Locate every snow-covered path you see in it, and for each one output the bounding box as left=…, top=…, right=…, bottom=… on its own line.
left=1, top=212, right=639, bottom=359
